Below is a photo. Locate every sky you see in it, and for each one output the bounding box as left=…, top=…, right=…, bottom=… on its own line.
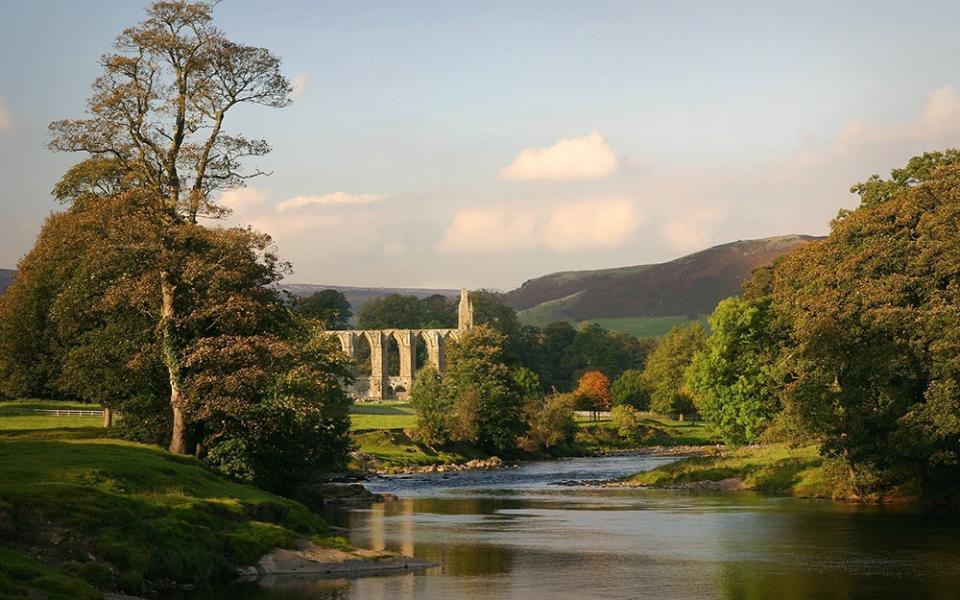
left=2, top=1, right=960, bottom=290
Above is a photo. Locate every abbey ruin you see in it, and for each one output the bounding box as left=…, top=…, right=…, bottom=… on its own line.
left=326, top=289, right=474, bottom=401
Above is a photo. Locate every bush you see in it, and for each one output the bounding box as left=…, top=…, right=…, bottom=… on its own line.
left=519, top=393, right=577, bottom=452
left=611, top=405, right=642, bottom=442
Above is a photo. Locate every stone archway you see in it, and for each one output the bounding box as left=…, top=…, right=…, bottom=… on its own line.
left=325, top=289, right=474, bottom=402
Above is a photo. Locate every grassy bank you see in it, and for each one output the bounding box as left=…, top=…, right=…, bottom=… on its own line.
left=625, top=444, right=829, bottom=493
left=0, top=406, right=333, bottom=597
left=349, top=402, right=721, bottom=471
left=576, top=415, right=718, bottom=452
left=623, top=443, right=926, bottom=503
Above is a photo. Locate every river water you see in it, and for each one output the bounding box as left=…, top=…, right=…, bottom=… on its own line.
left=230, top=454, right=960, bottom=599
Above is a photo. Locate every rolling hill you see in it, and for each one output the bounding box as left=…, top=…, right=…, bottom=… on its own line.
left=502, top=235, right=820, bottom=335
left=0, top=235, right=817, bottom=336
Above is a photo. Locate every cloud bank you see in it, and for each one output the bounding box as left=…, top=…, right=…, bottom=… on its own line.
left=277, top=192, right=384, bottom=211
left=437, top=199, right=642, bottom=254
left=500, top=132, right=618, bottom=180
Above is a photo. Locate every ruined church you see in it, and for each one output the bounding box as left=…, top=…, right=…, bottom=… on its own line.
left=325, top=290, right=474, bottom=402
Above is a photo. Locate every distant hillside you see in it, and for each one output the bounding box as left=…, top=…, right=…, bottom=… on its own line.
left=0, top=269, right=14, bottom=294
left=503, top=235, right=820, bottom=334
left=280, top=283, right=458, bottom=314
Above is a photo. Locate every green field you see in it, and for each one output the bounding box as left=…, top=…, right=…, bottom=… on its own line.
left=349, top=401, right=417, bottom=430
left=0, top=401, right=333, bottom=597
left=0, top=399, right=104, bottom=431
left=590, top=316, right=709, bottom=338
left=516, top=309, right=708, bottom=338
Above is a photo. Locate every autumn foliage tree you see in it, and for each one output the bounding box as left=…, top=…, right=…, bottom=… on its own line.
left=575, top=370, right=611, bottom=420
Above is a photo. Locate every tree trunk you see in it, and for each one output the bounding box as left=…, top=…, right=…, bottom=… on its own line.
left=160, top=269, right=189, bottom=454
left=102, top=407, right=112, bottom=428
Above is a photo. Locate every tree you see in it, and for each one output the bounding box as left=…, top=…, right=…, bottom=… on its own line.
left=643, top=323, right=706, bottom=419
left=357, top=294, right=424, bottom=329
left=610, top=369, right=650, bottom=410
left=765, top=152, right=960, bottom=495
left=294, top=290, right=352, bottom=329
left=441, top=325, right=526, bottom=453
left=200, top=322, right=353, bottom=495
left=575, top=370, right=611, bottom=420
left=420, top=294, right=457, bottom=328
left=686, top=297, right=781, bottom=445
left=47, top=1, right=292, bottom=454
left=409, top=365, right=448, bottom=446
left=539, top=321, right=578, bottom=391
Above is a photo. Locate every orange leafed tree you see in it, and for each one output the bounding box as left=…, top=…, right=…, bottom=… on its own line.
left=575, top=371, right=611, bottom=419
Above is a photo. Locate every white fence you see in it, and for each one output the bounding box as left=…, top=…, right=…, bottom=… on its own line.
left=5, top=408, right=104, bottom=417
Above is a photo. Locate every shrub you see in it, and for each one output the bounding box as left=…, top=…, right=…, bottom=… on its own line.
left=519, top=393, right=577, bottom=452
left=611, top=405, right=642, bottom=442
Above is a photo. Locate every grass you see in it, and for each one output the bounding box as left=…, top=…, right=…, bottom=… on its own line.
left=590, top=316, right=709, bottom=338
left=352, top=429, right=480, bottom=471
left=0, top=399, right=104, bottom=431
left=0, top=548, right=100, bottom=600
left=0, top=408, right=330, bottom=595
left=350, top=402, right=417, bottom=431
left=625, top=443, right=833, bottom=495
left=576, top=414, right=720, bottom=448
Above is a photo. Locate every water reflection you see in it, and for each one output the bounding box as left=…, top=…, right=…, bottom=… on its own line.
left=215, top=455, right=960, bottom=600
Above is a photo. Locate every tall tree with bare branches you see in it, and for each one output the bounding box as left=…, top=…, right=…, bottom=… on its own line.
left=48, top=1, right=291, bottom=453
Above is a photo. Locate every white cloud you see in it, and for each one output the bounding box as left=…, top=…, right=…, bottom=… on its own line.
left=220, top=187, right=268, bottom=211
left=835, top=86, right=960, bottom=153
left=382, top=242, right=407, bottom=257
left=436, top=208, right=539, bottom=254
left=290, top=73, right=310, bottom=100
left=0, top=98, right=11, bottom=131
left=437, top=200, right=641, bottom=254
left=500, top=131, right=618, bottom=180
left=542, top=200, right=642, bottom=250
left=276, top=192, right=384, bottom=212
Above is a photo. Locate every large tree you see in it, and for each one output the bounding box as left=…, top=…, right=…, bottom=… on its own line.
left=47, top=1, right=291, bottom=453
left=642, top=322, right=706, bottom=419
left=294, top=289, right=353, bottom=329
left=770, top=151, right=960, bottom=495
left=686, top=297, right=782, bottom=445
left=441, top=325, right=526, bottom=453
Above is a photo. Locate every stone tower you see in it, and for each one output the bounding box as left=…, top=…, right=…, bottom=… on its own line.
left=457, top=289, right=474, bottom=331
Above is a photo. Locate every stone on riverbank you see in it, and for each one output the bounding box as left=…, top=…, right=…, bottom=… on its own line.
left=239, top=540, right=438, bottom=580
left=296, top=483, right=397, bottom=510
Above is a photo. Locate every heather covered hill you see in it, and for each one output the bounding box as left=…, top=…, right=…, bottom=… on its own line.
left=503, top=235, right=820, bottom=327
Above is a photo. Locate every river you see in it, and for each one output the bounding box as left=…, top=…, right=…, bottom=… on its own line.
left=228, top=454, right=960, bottom=599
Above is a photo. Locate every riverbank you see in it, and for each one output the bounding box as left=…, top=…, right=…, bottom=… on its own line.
left=0, top=405, right=425, bottom=598
left=612, top=443, right=920, bottom=503
left=351, top=411, right=720, bottom=474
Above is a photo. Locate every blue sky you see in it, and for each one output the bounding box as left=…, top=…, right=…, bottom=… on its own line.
left=2, top=1, right=960, bottom=289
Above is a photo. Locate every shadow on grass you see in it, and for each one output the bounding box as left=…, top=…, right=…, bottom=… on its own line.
left=0, top=426, right=104, bottom=440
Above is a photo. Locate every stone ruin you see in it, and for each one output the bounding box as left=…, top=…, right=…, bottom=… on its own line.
left=325, top=289, right=474, bottom=402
